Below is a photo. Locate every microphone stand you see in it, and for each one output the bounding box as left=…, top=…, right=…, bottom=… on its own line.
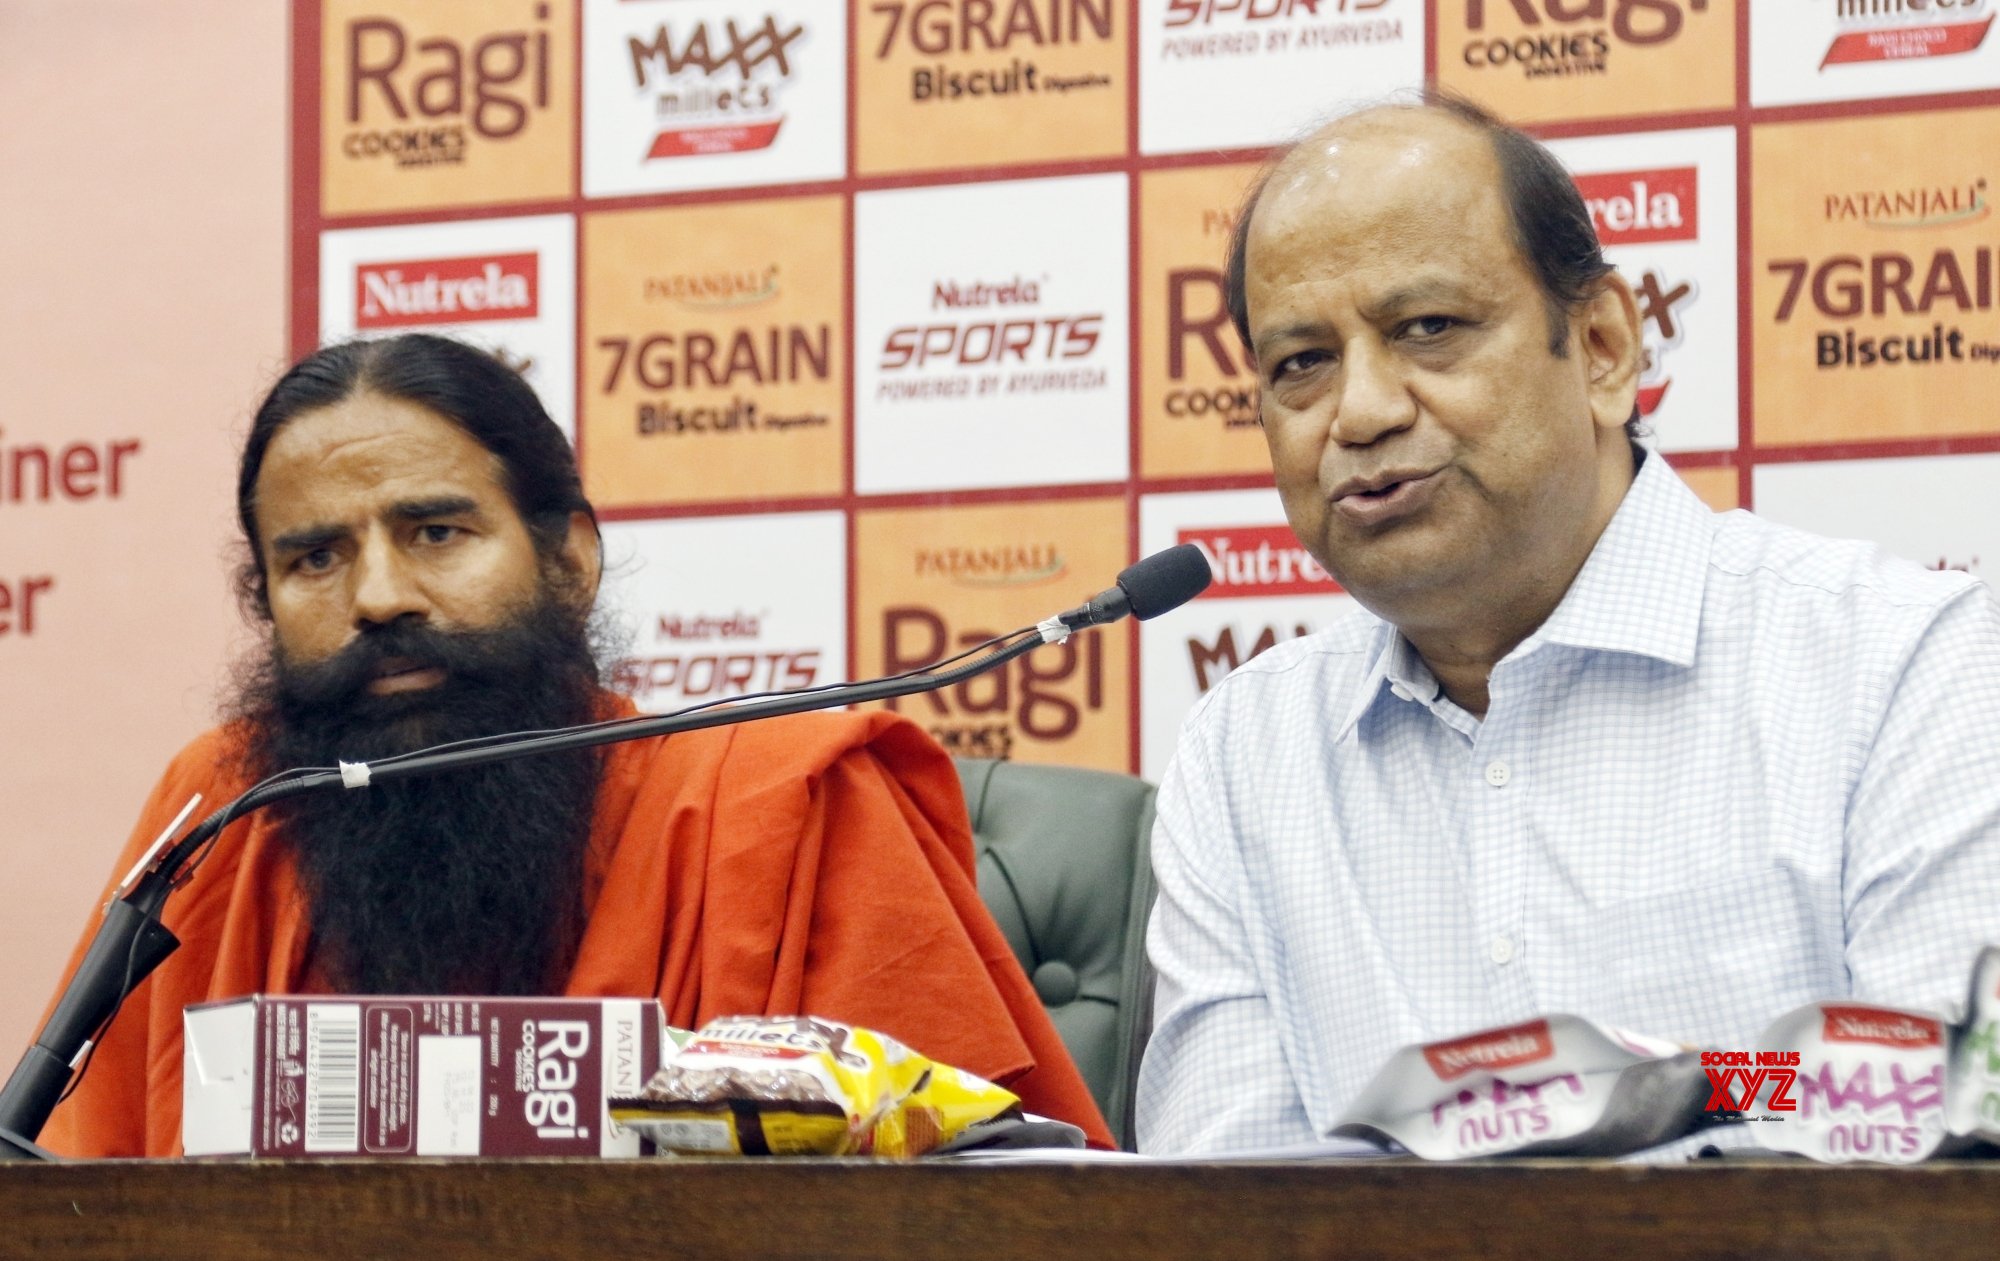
left=0, top=622, right=1069, bottom=1160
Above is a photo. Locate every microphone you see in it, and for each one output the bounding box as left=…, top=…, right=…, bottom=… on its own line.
left=0, top=545, right=1214, bottom=1157
left=1050, top=543, right=1213, bottom=633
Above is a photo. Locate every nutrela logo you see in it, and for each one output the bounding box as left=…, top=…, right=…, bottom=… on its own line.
left=1177, top=526, right=1340, bottom=598
left=1422, top=1020, right=1555, bottom=1081
left=1575, top=166, right=1697, bottom=245
left=355, top=253, right=539, bottom=329
left=1821, top=1006, right=1942, bottom=1048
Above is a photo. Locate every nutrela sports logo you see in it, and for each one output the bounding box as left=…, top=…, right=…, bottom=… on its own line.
left=876, top=274, right=1106, bottom=401
left=1178, top=526, right=1339, bottom=599
left=1820, top=0, right=1994, bottom=69
left=625, top=13, right=806, bottom=158
left=355, top=253, right=539, bottom=329
left=1422, top=1020, right=1555, bottom=1081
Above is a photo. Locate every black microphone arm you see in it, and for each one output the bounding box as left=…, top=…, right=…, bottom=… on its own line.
left=0, top=545, right=1212, bottom=1159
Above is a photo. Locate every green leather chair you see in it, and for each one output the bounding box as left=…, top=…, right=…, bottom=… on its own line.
left=954, top=757, right=1158, bottom=1150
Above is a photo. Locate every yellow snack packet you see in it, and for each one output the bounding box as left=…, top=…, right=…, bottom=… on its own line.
left=609, top=1015, right=1019, bottom=1157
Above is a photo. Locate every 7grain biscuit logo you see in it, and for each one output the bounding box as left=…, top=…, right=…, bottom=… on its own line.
left=1770, top=172, right=2000, bottom=372
left=355, top=253, right=539, bottom=329
left=872, top=0, right=1117, bottom=102
left=1820, top=0, right=1994, bottom=69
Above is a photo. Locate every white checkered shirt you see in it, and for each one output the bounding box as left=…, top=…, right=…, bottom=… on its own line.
left=1136, top=453, right=2000, bottom=1155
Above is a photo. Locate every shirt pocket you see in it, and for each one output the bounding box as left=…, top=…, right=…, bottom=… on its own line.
left=1577, top=864, right=1842, bottom=1046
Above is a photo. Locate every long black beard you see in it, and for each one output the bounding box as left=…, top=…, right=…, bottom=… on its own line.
left=229, top=595, right=604, bottom=996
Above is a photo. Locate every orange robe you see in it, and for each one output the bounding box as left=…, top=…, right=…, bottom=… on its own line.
left=40, top=703, right=1112, bottom=1156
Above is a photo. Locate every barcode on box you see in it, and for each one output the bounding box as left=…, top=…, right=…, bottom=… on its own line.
left=305, top=1003, right=361, bottom=1154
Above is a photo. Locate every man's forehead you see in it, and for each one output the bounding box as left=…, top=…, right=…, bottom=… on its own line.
left=1255, top=107, right=1505, bottom=242
left=253, top=394, right=511, bottom=528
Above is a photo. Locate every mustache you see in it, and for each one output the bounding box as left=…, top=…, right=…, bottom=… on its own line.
left=274, top=617, right=553, bottom=715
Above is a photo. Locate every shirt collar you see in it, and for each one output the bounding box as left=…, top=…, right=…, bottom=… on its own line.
left=1331, top=451, right=1715, bottom=742
left=1519, top=450, right=1714, bottom=668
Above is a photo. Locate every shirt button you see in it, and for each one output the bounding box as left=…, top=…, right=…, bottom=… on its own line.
left=1490, top=935, right=1516, bottom=966
left=1484, top=760, right=1511, bottom=787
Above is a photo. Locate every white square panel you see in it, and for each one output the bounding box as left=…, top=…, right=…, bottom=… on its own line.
left=1137, top=0, right=1424, bottom=156
left=582, top=0, right=846, bottom=197
left=599, top=510, right=847, bottom=712
left=854, top=173, right=1131, bottom=493
left=318, top=215, right=577, bottom=440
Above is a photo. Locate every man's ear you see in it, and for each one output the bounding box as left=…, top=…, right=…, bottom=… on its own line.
left=552, top=510, right=602, bottom=612
left=1580, top=271, right=1643, bottom=435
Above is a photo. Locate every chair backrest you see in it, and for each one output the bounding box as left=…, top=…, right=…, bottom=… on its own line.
left=953, top=757, right=1157, bottom=1150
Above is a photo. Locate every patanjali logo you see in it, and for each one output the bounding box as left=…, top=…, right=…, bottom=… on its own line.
left=355, top=253, right=539, bottom=329
left=1824, top=179, right=1990, bottom=230
left=627, top=15, right=806, bottom=159
left=1822, top=0, right=1994, bottom=69
left=643, top=266, right=783, bottom=310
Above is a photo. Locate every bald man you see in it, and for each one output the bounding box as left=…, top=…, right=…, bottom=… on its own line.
left=1135, top=96, right=2000, bottom=1154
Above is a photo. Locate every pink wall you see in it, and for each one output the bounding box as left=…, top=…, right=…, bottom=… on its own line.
left=0, top=3, right=288, bottom=1058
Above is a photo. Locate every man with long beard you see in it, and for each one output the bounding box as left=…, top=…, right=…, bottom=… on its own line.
left=42, top=333, right=1110, bottom=1155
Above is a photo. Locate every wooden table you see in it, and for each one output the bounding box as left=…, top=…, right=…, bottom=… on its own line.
left=6, top=1157, right=1993, bottom=1259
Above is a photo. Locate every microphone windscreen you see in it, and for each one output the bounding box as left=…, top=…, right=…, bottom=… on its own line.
left=1116, top=543, right=1213, bottom=620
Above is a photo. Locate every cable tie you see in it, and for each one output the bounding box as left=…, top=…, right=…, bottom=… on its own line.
left=338, top=761, right=373, bottom=789
left=1036, top=616, right=1072, bottom=645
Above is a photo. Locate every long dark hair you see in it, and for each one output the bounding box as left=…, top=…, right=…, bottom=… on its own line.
left=235, top=334, right=594, bottom=617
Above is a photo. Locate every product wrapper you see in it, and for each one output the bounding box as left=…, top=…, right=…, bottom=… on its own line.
left=1949, top=945, right=2000, bottom=1142
left=608, top=1015, right=1020, bottom=1157
left=1741, top=999, right=1949, bottom=1163
left=1333, top=1015, right=1712, bottom=1159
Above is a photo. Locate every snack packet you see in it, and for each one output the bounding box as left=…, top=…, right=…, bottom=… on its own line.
left=1948, top=945, right=2000, bottom=1141
left=1751, top=1000, right=1947, bottom=1164
left=608, top=1015, right=1019, bottom=1157
left=1334, top=1015, right=1711, bottom=1159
